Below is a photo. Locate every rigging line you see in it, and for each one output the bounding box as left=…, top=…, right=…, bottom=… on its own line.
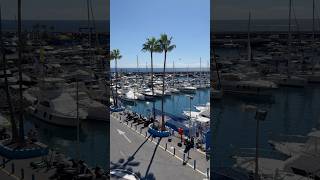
left=291, top=0, right=305, bottom=57
left=90, top=0, right=99, bottom=47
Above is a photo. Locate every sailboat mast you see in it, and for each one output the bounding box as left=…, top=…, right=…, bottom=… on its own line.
left=76, top=79, right=80, bottom=162
left=312, top=0, right=315, bottom=74
left=172, top=60, right=174, bottom=86
left=1, top=5, right=18, bottom=142
left=135, top=55, right=139, bottom=97
left=87, top=0, right=92, bottom=67
left=248, top=12, right=252, bottom=62
left=18, top=0, right=25, bottom=143
left=287, top=0, right=292, bottom=77
left=200, top=57, right=202, bottom=86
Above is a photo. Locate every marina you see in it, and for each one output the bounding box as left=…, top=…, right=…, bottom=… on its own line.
left=212, top=0, right=320, bottom=178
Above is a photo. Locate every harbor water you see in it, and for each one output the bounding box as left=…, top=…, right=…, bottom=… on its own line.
left=123, top=88, right=210, bottom=120
left=212, top=85, right=320, bottom=167
left=24, top=116, right=109, bottom=169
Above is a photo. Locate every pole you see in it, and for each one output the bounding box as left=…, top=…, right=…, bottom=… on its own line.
left=255, top=118, right=260, bottom=180
left=76, top=79, right=80, bottom=163
left=248, top=12, right=252, bottom=62
left=18, top=0, right=25, bottom=143
left=312, top=0, right=315, bottom=74
left=287, top=0, right=292, bottom=77
left=189, top=97, right=192, bottom=138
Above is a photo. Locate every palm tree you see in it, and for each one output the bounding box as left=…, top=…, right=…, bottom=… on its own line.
left=158, top=34, right=176, bottom=131
left=142, top=37, right=160, bottom=122
left=0, top=6, right=18, bottom=142
left=110, top=49, right=122, bottom=108
left=109, top=50, right=116, bottom=106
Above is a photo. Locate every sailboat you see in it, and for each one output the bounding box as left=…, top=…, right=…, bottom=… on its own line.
left=298, top=0, right=320, bottom=83
left=270, top=0, right=307, bottom=87
left=211, top=24, right=223, bottom=100
left=167, top=60, right=180, bottom=93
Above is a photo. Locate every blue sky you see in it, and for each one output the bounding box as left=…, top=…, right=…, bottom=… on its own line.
left=111, top=0, right=210, bottom=68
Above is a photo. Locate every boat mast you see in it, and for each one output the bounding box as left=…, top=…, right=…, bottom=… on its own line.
left=135, top=55, right=139, bottom=98
left=200, top=57, right=202, bottom=87
left=87, top=0, right=92, bottom=68
left=0, top=5, right=18, bottom=142
left=287, top=0, right=292, bottom=77
left=312, top=0, right=315, bottom=74
left=18, top=0, right=25, bottom=143
left=172, top=60, right=175, bottom=86
left=76, top=78, right=80, bottom=162
left=247, top=12, right=252, bottom=62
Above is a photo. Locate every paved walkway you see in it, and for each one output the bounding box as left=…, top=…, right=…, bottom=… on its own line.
left=111, top=111, right=210, bottom=179
left=0, top=155, right=56, bottom=180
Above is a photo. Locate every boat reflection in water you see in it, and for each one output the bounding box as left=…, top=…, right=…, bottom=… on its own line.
left=24, top=115, right=108, bottom=169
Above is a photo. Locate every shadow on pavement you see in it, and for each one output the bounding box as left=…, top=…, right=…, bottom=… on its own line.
left=110, top=135, right=157, bottom=179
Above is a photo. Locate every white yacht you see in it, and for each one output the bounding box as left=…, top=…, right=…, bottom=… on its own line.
left=65, top=84, right=108, bottom=122
left=269, top=129, right=320, bottom=157
left=24, top=78, right=87, bottom=127
left=178, top=86, right=197, bottom=94
left=267, top=74, right=307, bottom=88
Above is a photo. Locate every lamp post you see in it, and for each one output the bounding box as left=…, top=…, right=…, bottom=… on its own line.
left=254, top=109, right=267, bottom=180
left=186, top=95, right=194, bottom=138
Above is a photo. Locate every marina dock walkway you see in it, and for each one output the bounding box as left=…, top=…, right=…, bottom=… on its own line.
left=0, top=155, right=55, bottom=180
left=110, top=112, right=210, bottom=180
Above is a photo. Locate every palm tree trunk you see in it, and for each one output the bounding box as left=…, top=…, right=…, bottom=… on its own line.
left=0, top=7, right=18, bottom=142
left=161, top=51, right=167, bottom=130
left=150, top=52, right=156, bottom=122
left=115, top=58, right=118, bottom=107
left=18, top=0, right=25, bottom=144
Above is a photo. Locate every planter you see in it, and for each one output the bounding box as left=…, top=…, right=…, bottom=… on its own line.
left=0, top=141, right=48, bottom=159
left=147, top=124, right=170, bottom=138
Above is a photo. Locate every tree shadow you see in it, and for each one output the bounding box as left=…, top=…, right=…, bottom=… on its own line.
left=143, top=137, right=162, bottom=180
left=110, top=135, right=157, bottom=179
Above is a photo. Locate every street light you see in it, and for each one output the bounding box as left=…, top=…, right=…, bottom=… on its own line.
left=186, top=95, right=194, bottom=138
left=254, top=109, right=267, bottom=180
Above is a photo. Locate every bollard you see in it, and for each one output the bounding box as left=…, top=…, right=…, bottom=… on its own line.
left=173, top=147, right=176, bottom=156
left=194, top=160, right=196, bottom=170
left=32, top=174, right=35, bottom=180
left=21, top=168, right=24, bottom=179
left=207, top=168, right=210, bottom=178
left=165, top=143, right=167, bottom=151
left=11, top=163, right=14, bottom=174
left=2, top=158, right=5, bottom=168
left=183, top=153, right=185, bottom=162
left=120, top=116, right=121, bottom=121
left=145, top=131, right=147, bottom=137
